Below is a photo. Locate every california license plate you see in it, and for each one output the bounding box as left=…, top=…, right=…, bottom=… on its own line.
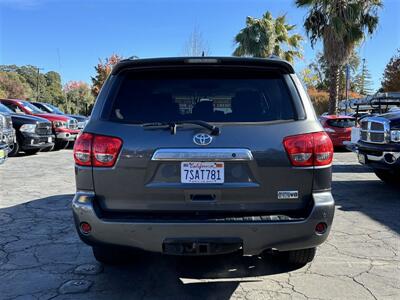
left=181, top=162, right=224, bottom=184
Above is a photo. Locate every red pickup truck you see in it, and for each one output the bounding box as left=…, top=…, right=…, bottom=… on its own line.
left=0, top=99, right=80, bottom=149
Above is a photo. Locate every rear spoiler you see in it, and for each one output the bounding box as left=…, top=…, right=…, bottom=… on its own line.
left=111, top=56, right=295, bottom=75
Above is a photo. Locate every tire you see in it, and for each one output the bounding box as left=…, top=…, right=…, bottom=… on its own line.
left=7, top=141, right=19, bottom=157
left=24, top=149, right=40, bottom=155
left=92, top=245, right=134, bottom=265
left=54, top=140, right=69, bottom=150
left=374, top=169, right=400, bottom=185
left=285, top=247, right=316, bottom=266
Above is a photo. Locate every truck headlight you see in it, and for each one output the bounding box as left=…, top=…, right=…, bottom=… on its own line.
left=53, top=121, right=67, bottom=128
left=20, top=124, right=36, bottom=133
left=391, top=130, right=400, bottom=142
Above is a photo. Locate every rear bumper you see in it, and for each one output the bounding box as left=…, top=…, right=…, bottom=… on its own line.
left=72, top=191, right=335, bottom=255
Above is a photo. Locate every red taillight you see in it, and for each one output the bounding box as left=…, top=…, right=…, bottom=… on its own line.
left=92, top=135, right=123, bottom=167
left=73, top=133, right=122, bottom=167
left=283, top=132, right=333, bottom=167
left=73, top=133, right=93, bottom=166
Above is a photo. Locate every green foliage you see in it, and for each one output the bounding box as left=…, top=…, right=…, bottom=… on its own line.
left=233, top=12, right=303, bottom=63
left=381, top=49, right=400, bottom=92
left=0, top=64, right=94, bottom=115
left=296, top=0, right=382, bottom=114
left=0, top=71, right=33, bottom=99
left=303, top=50, right=360, bottom=96
left=354, top=59, right=374, bottom=95
left=64, top=81, right=94, bottom=115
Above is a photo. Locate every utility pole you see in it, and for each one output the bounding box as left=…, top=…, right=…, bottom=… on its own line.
left=36, top=67, right=44, bottom=101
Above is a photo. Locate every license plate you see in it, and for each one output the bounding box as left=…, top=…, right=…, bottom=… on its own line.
left=181, top=162, right=224, bottom=184
left=358, top=153, right=366, bottom=164
left=48, top=137, right=52, bottom=143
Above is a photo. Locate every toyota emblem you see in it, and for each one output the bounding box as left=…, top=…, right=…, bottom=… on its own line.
left=193, top=133, right=213, bottom=146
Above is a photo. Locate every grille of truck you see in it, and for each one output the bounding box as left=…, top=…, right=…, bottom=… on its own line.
left=35, top=122, right=52, bottom=135
left=360, top=117, right=390, bottom=144
left=67, top=119, right=78, bottom=130
left=4, top=115, right=13, bottom=130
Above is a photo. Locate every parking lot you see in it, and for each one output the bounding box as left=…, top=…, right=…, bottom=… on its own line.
left=0, top=150, right=399, bottom=299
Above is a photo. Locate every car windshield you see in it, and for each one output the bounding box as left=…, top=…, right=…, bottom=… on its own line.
left=0, top=103, right=13, bottom=114
left=44, top=103, right=64, bottom=114
left=20, top=101, right=45, bottom=114
left=327, top=118, right=356, bottom=128
left=107, top=70, right=295, bottom=123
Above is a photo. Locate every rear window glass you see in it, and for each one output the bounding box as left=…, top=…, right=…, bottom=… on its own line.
left=107, top=70, right=295, bottom=123
left=327, top=119, right=355, bottom=128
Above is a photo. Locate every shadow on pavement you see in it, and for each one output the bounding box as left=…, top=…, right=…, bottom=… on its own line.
left=332, top=164, right=373, bottom=173
left=0, top=194, right=300, bottom=299
left=333, top=178, right=400, bottom=234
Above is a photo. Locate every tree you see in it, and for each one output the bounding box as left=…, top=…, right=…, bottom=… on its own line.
left=0, top=65, right=65, bottom=103
left=233, top=12, right=303, bottom=63
left=183, top=26, right=210, bottom=56
left=304, top=50, right=360, bottom=94
left=354, top=58, right=374, bottom=95
left=381, top=49, right=400, bottom=92
left=64, top=81, right=94, bottom=115
left=0, top=71, right=33, bottom=99
left=296, top=0, right=382, bottom=114
left=91, top=54, right=122, bottom=97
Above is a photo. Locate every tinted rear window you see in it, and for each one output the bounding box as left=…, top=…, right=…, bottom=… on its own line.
left=327, top=119, right=355, bottom=128
left=106, top=70, right=296, bottom=123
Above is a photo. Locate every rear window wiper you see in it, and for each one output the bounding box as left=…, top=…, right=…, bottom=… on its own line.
left=142, top=120, right=220, bottom=136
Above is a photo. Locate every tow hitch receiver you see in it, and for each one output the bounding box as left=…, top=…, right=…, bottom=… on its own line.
left=163, top=238, right=242, bottom=255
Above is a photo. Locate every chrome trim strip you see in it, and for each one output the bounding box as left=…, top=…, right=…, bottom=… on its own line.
left=151, top=148, right=254, bottom=161
left=293, top=164, right=332, bottom=170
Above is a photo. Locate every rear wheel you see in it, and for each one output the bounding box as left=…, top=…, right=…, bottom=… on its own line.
left=285, top=247, right=316, bottom=266
left=7, top=141, right=19, bottom=157
left=373, top=169, right=400, bottom=185
left=92, top=245, right=136, bottom=265
left=24, top=149, right=40, bottom=155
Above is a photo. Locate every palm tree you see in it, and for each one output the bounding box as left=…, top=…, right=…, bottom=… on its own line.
left=296, top=0, right=382, bottom=114
left=233, top=12, right=303, bottom=64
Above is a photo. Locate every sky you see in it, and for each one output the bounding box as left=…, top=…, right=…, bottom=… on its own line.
left=1, top=0, right=399, bottom=91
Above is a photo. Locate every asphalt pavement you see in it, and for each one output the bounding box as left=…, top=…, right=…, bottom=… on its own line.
left=0, top=150, right=399, bottom=299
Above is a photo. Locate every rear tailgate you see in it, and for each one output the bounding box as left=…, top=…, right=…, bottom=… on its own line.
left=87, top=62, right=321, bottom=215
left=89, top=120, right=320, bottom=214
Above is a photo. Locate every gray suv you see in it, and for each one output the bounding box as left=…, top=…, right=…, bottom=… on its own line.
left=72, top=57, right=335, bottom=266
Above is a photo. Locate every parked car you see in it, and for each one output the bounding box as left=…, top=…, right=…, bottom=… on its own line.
left=0, top=125, right=8, bottom=164
left=356, top=111, right=400, bottom=184
left=319, top=115, right=356, bottom=148
left=72, top=57, right=335, bottom=266
left=0, top=99, right=80, bottom=149
left=31, top=102, right=88, bottom=130
left=0, top=109, right=16, bottom=154
left=0, top=103, right=54, bottom=155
